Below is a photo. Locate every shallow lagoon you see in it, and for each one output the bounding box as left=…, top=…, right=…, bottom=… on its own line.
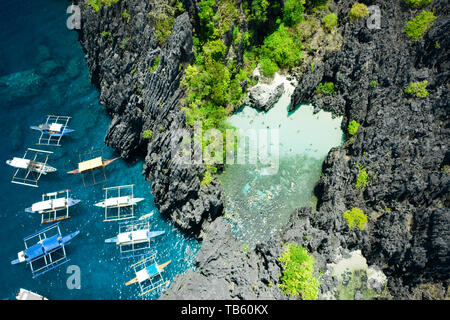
left=219, top=77, right=344, bottom=246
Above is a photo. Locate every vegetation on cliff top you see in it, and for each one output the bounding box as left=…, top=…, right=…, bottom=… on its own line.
left=348, top=3, right=369, bottom=21
left=87, top=0, right=119, bottom=13
left=316, top=81, right=336, bottom=94
left=405, top=80, right=429, bottom=98
left=403, top=0, right=433, bottom=9
left=148, top=0, right=185, bottom=44
left=355, top=162, right=369, bottom=189
left=322, top=13, right=338, bottom=31
left=278, top=243, right=320, bottom=300
left=403, top=10, right=436, bottom=41
left=343, top=207, right=367, bottom=230
left=348, top=120, right=360, bottom=136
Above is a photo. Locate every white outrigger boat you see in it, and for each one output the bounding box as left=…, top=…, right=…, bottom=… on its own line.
left=105, top=229, right=165, bottom=246
left=6, top=148, right=56, bottom=187
left=97, top=185, right=144, bottom=222
left=25, top=190, right=81, bottom=224
left=7, top=155, right=56, bottom=175
left=16, top=288, right=48, bottom=300
left=95, top=195, right=144, bottom=208
left=105, top=219, right=164, bottom=259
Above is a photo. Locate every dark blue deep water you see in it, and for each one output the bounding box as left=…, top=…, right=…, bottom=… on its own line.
left=0, top=0, right=199, bottom=299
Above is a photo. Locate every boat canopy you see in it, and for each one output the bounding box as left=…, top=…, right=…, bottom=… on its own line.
left=104, top=196, right=130, bottom=207
left=31, top=198, right=66, bottom=212
left=136, top=264, right=158, bottom=283
left=10, top=157, right=30, bottom=169
left=26, top=235, right=63, bottom=261
left=78, top=157, right=102, bottom=172
left=117, top=230, right=148, bottom=243
left=32, top=200, right=52, bottom=212
left=49, top=123, right=63, bottom=132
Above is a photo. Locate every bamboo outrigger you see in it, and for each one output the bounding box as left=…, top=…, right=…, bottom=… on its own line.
left=6, top=148, right=56, bottom=187
left=125, top=254, right=171, bottom=296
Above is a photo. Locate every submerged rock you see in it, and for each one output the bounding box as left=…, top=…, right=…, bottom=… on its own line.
left=0, top=69, right=43, bottom=103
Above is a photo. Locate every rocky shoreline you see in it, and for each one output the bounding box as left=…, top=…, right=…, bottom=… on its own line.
left=74, top=0, right=449, bottom=299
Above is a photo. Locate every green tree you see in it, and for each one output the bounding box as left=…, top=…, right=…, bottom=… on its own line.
left=278, top=244, right=320, bottom=300
left=403, top=0, right=432, bottom=8
left=405, top=80, right=429, bottom=98
left=348, top=120, right=360, bottom=136
left=322, top=13, right=338, bottom=32
left=343, top=208, right=367, bottom=230
left=403, top=10, right=436, bottom=41
left=283, top=0, right=306, bottom=26
left=349, top=3, right=369, bottom=21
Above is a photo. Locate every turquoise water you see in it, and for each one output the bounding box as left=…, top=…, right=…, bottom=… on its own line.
left=220, top=81, right=344, bottom=246
left=0, top=0, right=199, bottom=299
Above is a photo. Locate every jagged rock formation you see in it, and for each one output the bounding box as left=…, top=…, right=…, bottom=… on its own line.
left=163, top=0, right=449, bottom=300
left=291, top=0, right=449, bottom=298
left=248, top=82, right=284, bottom=111
left=75, top=0, right=223, bottom=238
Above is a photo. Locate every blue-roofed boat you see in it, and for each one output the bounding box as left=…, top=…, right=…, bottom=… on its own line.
left=125, top=260, right=171, bottom=286
left=125, top=254, right=171, bottom=295
left=10, top=223, right=80, bottom=278
left=11, top=231, right=79, bottom=265
left=31, top=115, right=73, bottom=147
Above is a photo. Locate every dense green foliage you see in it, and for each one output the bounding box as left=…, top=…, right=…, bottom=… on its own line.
left=348, top=3, right=369, bottom=21
left=403, top=10, right=436, bottom=41
left=283, top=0, right=306, bottom=26
left=260, top=24, right=303, bottom=70
left=142, top=129, right=153, bottom=140
left=404, top=0, right=432, bottom=8
left=322, top=13, right=338, bottom=31
left=278, top=244, right=320, bottom=300
left=405, top=80, right=429, bottom=97
left=355, top=162, right=369, bottom=189
left=260, top=57, right=279, bottom=76
left=343, top=208, right=367, bottom=230
left=87, top=0, right=119, bottom=13
left=316, top=82, right=336, bottom=94
left=370, top=80, right=377, bottom=88
left=247, top=0, right=270, bottom=24
left=348, top=120, right=360, bottom=136
left=148, top=0, right=184, bottom=44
